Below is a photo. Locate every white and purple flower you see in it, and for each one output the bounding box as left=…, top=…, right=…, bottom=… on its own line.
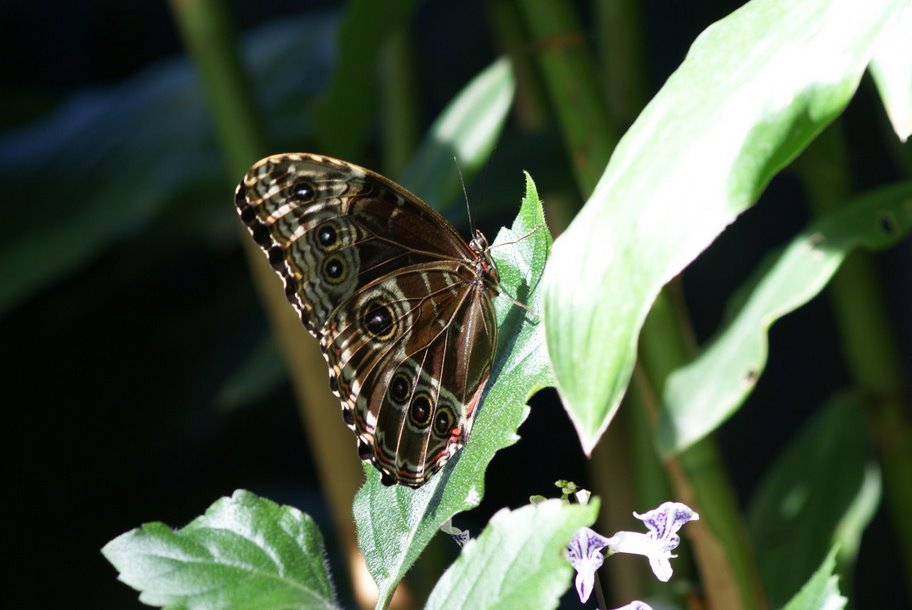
left=566, top=501, right=699, bottom=604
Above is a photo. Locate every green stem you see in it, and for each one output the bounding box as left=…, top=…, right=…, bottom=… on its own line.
left=379, top=25, right=420, bottom=177
left=593, top=0, right=648, bottom=128
left=170, top=3, right=374, bottom=608
left=486, top=0, right=550, bottom=130
left=516, top=0, right=617, bottom=194
left=169, top=0, right=267, bottom=176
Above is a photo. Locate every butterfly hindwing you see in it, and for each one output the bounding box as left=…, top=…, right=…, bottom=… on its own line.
left=323, top=263, right=496, bottom=486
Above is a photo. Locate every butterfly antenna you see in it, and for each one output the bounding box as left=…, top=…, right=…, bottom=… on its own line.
left=454, top=155, right=475, bottom=234
left=486, top=223, right=547, bottom=251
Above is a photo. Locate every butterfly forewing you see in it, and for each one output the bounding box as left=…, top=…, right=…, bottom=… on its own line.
left=235, top=153, right=498, bottom=487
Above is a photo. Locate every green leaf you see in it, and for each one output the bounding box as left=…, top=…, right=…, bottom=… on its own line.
left=747, top=394, right=880, bottom=607
left=869, top=3, right=912, bottom=142
left=658, top=180, right=912, bottom=454
left=102, top=490, right=339, bottom=610
left=354, top=174, right=553, bottom=607
left=542, top=0, right=906, bottom=453
left=781, top=548, right=847, bottom=610
left=400, top=57, right=516, bottom=210
left=425, top=499, right=599, bottom=610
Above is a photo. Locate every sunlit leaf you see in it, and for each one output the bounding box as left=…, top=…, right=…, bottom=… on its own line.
left=401, top=57, right=516, bottom=210
left=869, top=3, right=912, bottom=142
left=102, top=490, right=339, bottom=610
left=425, top=499, right=598, bottom=610
left=542, top=0, right=906, bottom=452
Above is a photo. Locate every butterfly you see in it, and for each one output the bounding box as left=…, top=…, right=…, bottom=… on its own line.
left=235, top=153, right=500, bottom=488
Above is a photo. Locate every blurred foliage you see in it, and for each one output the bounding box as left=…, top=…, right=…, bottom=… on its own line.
left=4, top=0, right=911, bottom=609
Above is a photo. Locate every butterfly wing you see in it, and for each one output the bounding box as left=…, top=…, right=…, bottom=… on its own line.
left=236, top=153, right=478, bottom=330
left=323, top=261, right=497, bottom=486
left=235, top=153, right=498, bottom=487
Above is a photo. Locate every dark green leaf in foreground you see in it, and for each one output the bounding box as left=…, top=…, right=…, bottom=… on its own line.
left=354, top=175, right=552, bottom=607
left=425, top=499, right=599, bottom=610
left=542, top=0, right=907, bottom=453
left=781, top=548, right=847, bottom=610
left=102, top=490, right=338, bottom=610
left=748, top=394, right=880, bottom=607
left=659, top=180, right=912, bottom=455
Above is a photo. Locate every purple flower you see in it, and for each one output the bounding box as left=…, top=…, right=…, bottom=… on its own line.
left=440, top=519, right=471, bottom=547
left=566, top=527, right=611, bottom=602
left=622, top=501, right=700, bottom=581
left=567, top=501, right=699, bottom=604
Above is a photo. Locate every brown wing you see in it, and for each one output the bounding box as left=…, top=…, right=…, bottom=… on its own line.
left=235, top=153, right=475, bottom=332
left=322, top=261, right=497, bottom=487
left=235, top=153, right=498, bottom=487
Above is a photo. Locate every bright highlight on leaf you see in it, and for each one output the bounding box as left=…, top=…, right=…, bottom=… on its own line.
left=401, top=57, right=516, bottom=207
left=424, top=499, right=598, bottom=610
left=542, top=0, right=907, bottom=454
left=869, top=3, right=912, bottom=142
left=101, top=490, right=338, bottom=610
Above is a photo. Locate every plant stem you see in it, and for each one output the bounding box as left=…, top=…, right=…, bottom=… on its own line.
left=170, top=2, right=373, bottom=608
left=516, top=0, right=617, bottom=194
left=594, top=0, right=648, bottom=128
left=379, top=25, right=420, bottom=177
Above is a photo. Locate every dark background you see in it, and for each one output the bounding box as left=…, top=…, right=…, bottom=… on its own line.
left=3, top=1, right=910, bottom=608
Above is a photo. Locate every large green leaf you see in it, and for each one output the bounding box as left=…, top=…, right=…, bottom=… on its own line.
left=354, top=175, right=553, bottom=608
left=659, top=180, right=912, bottom=455
left=542, top=0, right=906, bottom=452
left=747, top=394, right=880, bottom=607
left=102, top=490, right=339, bottom=610
left=425, top=499, right=598, bottom=610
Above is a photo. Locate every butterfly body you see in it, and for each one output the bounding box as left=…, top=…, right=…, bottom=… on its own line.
left=235, top=153, right=498, bottom=487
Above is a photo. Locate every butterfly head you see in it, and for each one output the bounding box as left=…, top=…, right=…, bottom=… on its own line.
left=469, top=229, right=500, bottom=293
